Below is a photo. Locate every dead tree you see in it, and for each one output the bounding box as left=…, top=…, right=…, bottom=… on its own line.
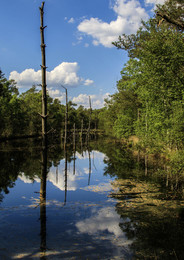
left=61, top=85, right=68, bottom=150
left=86, top=96, right=92, bottom=144
left=39, top=2, right=47, bottom=144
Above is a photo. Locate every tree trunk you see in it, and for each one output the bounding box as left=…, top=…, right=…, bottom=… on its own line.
left=86, top=96, right=92, bottom=144
left=61, top=86, right=68, bottom=150
left=39, top=2, right=47, bottom=144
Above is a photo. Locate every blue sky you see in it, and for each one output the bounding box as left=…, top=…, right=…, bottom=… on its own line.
left=0, top=0, right=165, bottom=108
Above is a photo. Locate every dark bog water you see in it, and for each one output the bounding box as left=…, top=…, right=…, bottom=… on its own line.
left=0, top=138, right=184, bottom=259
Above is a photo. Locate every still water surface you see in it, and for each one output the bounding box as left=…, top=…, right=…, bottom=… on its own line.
left=0, top=138, right=184, bottom=259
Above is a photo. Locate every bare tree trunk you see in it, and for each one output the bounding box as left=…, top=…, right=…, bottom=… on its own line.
left=61, top=86, right=68, bottom=150
left=39, top=2, right=47, bottom=144
left=86, top=96, right=92, bottom=144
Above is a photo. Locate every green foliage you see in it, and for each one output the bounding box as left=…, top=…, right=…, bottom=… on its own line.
left=0, top=71, right=23, bottom=137
left=19, top=86, right=42, bottom=134
left=103, top=1, right=184, bottom=155
left=0, top=73, right=103, bottom=138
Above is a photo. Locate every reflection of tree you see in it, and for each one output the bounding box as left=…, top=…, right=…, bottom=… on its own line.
left=64, top=146, right=68, bottom=205
left=111, top=178, right=184, bottom=259
left=88, top=149, right=91, bottom=185
left=102, top=144, right=137, bottom=179
left=0, top=142, right=41, bottom=203
left=40, top=143, right=47, bottom=258
left=0, top=151, right=18, bottom=202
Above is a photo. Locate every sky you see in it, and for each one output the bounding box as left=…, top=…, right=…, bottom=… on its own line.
left=0, top=0, right=165, bottom=108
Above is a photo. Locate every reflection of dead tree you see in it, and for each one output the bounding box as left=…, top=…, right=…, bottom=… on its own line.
left=64, top=146, right=68, bottom=205
left=73, top=123, right=76, bottom=151
left=73, top=123, right=76, bottom=175
left=80, top=119, right=84, bottom=156
left=56, top=166, right=58, bottom=184
left=80, top=119, right=83, bottom=140
left=40, top=143, right=47, bottom=256
left=93, top=151, right=97, bottom=171
left=88, top=149, right=92, bottom=185
left=73, top=150, right=76, bottom=175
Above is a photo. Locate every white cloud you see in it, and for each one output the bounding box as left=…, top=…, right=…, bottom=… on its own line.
left=78, top=0, right=149, bottom=48
left=145, top=0, right=166, bottom=5
left=47, top=88, right=65, bottom=103
left=68, top=17, right=75, bottom=24
left=72, top=93, right=110, bottom=109
left=84, top=79, right=94, bottom=86
left=9, top=62, right=94, bottom=89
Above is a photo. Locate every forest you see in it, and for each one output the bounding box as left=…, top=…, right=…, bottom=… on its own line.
left=1, top=1, right=184, bottom=258
left=1, top=0, right=184, bottom=171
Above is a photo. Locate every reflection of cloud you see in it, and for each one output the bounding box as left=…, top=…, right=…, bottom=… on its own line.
left=75, top=151, right=89, bottom=160
left=48, top=170, right=77, bottom=191
left=18, top=167, right=79, bottom=191
left=83, top=167, right=90, bottom=174
left=76, top=151, right=106, bottom=160
left=76, top=206, right=125, bottom=237
left=18, top=150, right=109, bottom=192
left=19, top=173, right=40, bottom=183
left=81, top=182, right=113, bottom=193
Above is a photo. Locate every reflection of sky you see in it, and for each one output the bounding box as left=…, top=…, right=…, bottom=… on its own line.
left=19, top=150, right=110, bottom=192
left=76, top=206, right=125, bottom=237
left=0, top=149, right=133, bottom=259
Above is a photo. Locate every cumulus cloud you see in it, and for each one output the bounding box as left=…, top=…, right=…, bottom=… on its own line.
left=47, top=88, right=65, bottom=103
left=84, top=79, right=94, bottom=86
left=72, top=93, right=110, bottom=109
left=9, top=62, right=94, bottom=89
left=78, top=0, right=149, bottom=47
left=145, top=0, right=166, bottom=5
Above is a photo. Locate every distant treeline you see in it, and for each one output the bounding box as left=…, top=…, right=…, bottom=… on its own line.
left=0, top=70, right=107, bottom=139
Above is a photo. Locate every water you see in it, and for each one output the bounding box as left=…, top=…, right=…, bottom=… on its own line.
left=0, top=138, right=184, bottom=259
